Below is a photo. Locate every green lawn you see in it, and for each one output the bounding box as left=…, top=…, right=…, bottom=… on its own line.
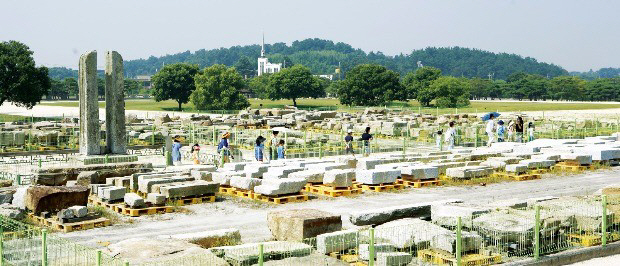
left=39, top=98, right=620, bottom=113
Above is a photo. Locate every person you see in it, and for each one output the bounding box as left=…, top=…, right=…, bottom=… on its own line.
left=528, top=122, right=535, bottom=142
left=344, top=129, right=355, bottom=157
left=515, top=116, right=525, bottom=143
left=507, top=120, right=515, bottom=142
left=497, top=120, right=505, bottom=142
left=485, top=114, right=496, bottom=147
left=360, top=127, right=373, bottom=156
left=217, top=132, right=232, bottom=165
left=171, top=136, right=182, bottom=166
left=254, top=136, right=266, bottom=162
left=191, top=143, right=201, bottom=164
left=444, top=121, right=456, bottom=150
left=277, top=139, right=286, bottom=159
left=269, top=131, right=279, bottom=161
left=436, top=129, right=443, bottom=150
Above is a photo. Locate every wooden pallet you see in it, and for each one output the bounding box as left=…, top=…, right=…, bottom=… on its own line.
left=396, top=178, right=441, bottom=188
left=569, top=233, right=620, bottom=247
left=170, top=194, right=216, bottom=206
left=231, top=188, right=256, bottom=199
left=417, top=249, right=501, bottom=266
left=552, top=162, right=592, bottom=172
left=530, top=168, right=550, bottom=174
left=495, top=172, right=541, bottom=181
left=358, top=183, right=406, bottom=192
left=89, top=197, right=173, bottom=217
left=328, top=252, right=367, bottom=265
left=28, top=213, right=110, bottom=233
left=305, top=184, right=362, bottom=197
left=218, top=186, right=237, bottom=195
left=252, top=193, right=309, bottom=204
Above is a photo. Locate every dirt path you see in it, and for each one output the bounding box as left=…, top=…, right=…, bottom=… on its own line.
left=61, top=168, right=620, bottom=247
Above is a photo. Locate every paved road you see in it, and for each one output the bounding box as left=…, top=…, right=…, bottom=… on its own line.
left=61, top=168, right=620, bottom=247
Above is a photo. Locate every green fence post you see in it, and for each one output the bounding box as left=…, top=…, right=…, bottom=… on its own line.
left=258, top=243, right=264, bottom=266
left=474, top=126, right=478, bottom=148
left=319, top=142, right=323, bottom=159
left=151, top=125, right=156, bottom=146
left=534, top=205, right=540, bottom=260
left=603, top=195, right=608, bottom=247
left=402, top=137, right=406, bottom=156
left=38, top=159, right=42, bottom=169
left=166, top=151, right=172, bottom=166
left=456, top=217, right=462, bottom=266
left=16, top=175, right=21, bottom=186
left=0, top=228, right=4, bottom=266
left=42, top=229, right=48, bottom=266
left=212, top=126, right=216, bottom=146
left=369, top=228, right=375, bottom=266
left=124, top=261, right=129, bottom=266
left=105, top=154, right=109, bottom=164
left=97, top=250, right=102, bottom=266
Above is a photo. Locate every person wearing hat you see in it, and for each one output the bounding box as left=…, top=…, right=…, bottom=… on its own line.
left=344, top=129, right=355, bottom=157
left=497, top=120, right=506, bottom=142
left=217, top=131, right=232, bottom=165
left=171, top=135, right=182, bottom=166
left=269, top=130, right=279, bottom=161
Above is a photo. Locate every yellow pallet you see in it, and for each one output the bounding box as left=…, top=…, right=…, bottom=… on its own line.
left=231, top=188, right=255, bottom=199
left=28, top=213, right=110, bottom=233
left=417, top=249, right=501, bottom=266
left=89, top=197, right=173, bottom=217
left=305, top=184, right=362, bottom=197
left=218, top=186, right=237, bottom=195
left=170, top=195, right=216, bottom=206
left=328, top=252, right=367, bottom=265
left=252, top=193, right=308, bottom=204
left=569, top=233, right=620, bottom=247
left=495, top=172, right=541, bottom=181
left=530, top=169, right=550, bottom=175
left=358, top=183, right=406, bottom=192
left=396, top=178, right=441, bottom=188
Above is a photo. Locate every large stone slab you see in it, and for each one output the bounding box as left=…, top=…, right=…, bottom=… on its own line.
left=288, top=170, right=324, bottom=183
left=560, top=153, right=593, bottom=165
left=78, top=50, right=100, bottom=155
left=400, top=165, right=439, bottom=180
left=431, top=204, right=490, bottom=227
left=356, top=169, right=400, bottom=185
left=124, top=193, right=145, bottom=208
left=323, top=169, right=355, bottom=187
left=349, top=199, right=461, bottom=226
left=229, top=176, right=262, bottom=190
left=160, top=228, right=241, bottom=249
left=372, top=218, right=449, bottom=249
left=35, top=162, right=153, bottom=186
left=254, top=178, right=308, bottom=196
left=267, top=209, right=342, bottom=241
left=359, top=244, right=395, bottom=260
left=445, top=166, right=492, bottom=179
left=431, top=231, right=482, bottom=253
left=138, top=176, right=194, bottom=193
left=105, top=51, right=126, bottom=154
left=98, top=186, right=126, bottom=202
left=158, top=181, right=218, bottom=198
left=25, top=186, right=89, bottom=215
left=316, top=229, right=358, bottom=254
left=505, top=164, right=528, bottom=173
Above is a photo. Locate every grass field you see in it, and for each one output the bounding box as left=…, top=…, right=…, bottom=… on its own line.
left=39, top=98, right=620, bottom=113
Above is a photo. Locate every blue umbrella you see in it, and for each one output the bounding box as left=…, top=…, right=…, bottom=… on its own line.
left=481, top=112, right=501, bottom=121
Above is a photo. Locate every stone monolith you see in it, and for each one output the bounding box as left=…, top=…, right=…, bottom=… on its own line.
left=78, top=51, right=100, bottom=155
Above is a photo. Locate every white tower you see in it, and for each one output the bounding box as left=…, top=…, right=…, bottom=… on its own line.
left=257, top=33, right=282, bottom=76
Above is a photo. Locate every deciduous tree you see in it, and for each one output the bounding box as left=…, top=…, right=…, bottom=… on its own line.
left=191, top=64, right=250, bottom=110
left=0, top=41, right=50, bottom=108
left=267, top=65, right=324, bottom=107
left=151, top=63, right=200, bottom=111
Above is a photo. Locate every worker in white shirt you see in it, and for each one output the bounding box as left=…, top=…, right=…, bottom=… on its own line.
left=485, top=114, right=496, bottom=147
left=444, top=121, right=457, bottom=150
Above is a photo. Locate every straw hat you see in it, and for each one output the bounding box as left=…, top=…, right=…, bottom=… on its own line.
left=222, top=132, right=231, bottom=138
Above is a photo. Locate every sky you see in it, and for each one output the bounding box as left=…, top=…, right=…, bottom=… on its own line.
left=1, top=0, right=618, bottom=72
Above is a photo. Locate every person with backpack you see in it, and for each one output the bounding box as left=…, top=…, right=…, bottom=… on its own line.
left=276, top=139, right=286, bottom=159
left=344, top=129, right=355, bottom=157
left=217, top=132, right=232, bottom=165
left=497, top=120, right=506, bottom=142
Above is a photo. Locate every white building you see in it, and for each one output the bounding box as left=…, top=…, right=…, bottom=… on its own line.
left=257, top=34, right=282, bottom=76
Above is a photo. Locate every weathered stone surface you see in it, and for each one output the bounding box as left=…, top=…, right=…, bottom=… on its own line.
left=267, top=209, right=342, bottom=241
left=0, top=205, right=25, bottom=220
left=211, top=171, right=236, bottom=185
left=138, top=176, right=194, bottom=193
left=190, top=170, right=213, bottom=181
left=349, top=199, right=461, bottom=226
left=108, top=237, right=228, bottom=266
left=57, top=208, right=75, bottom=220
left=77, top=171, right=99, bottom=186
left=445, top=166, right=492, bottom=179
left=229, top=176, right=262, bottom=190
left=356, top=169, right=399, bottom=185
left=372, top=218, right=449, bottom=249
left=159, top=181, right=218, bottom=198
left=288, top=170, right=324, bottom=183
left=130, top=172, right=176, bottom=191
left=518, top=159, right=555, bottom=169
left=68, top=205, right=88, bottom=218
left=400, top=165, right=439, bottom=180
left=105, top=51, right=126, bottom=154
left=11, top=187, right=27, bottom=209
left=316, top=229, right=358, bottom=254
left=505, top=164, right=528, bottom=173
left=161, top=228, right=241, bottom=249
left=124, top=193, right=145, bottom=208
left=263, top=166, right=305, bottom=179
left=79, top=50, right=100, bottom=155
left=560, top=153, right=593, bottom=165
left=25, top=186, right=89, bottom=214
left=323, top=169, right=355, bottom=187
left=431, top=231, right=482, bottom=253
left=98, top=186, right=126, bottom=202
left=472, top=211, right=536, bottom=244
left=337, top=157, right=357, bottom=169
left=147, top=193, right=166, bottom=205
left=376, top=252, right=412, bottom=266
left=210, top=241, right=311, bottom=265
left=35, top=162, right=153, bottom=186
left=254, top=178, right=307, bottom=196
left=431, top=204, right=490, bottom=227
left=359, top=244, right=395, bottom=260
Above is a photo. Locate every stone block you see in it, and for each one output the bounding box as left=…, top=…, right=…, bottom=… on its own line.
left=162, top=228, right=241, bottom=249
left=316, top=229, right=358, bottom=254
left=210, top=241, right=311, bottom=265
left=190, top=170, right=212, bottom=181
left=400, top=166, right=439, bottom=180
left=147, top=193, right=166, bottom=205
left=505, top=164, right=528, bottom=174
left=359, top=244, right=395, bottom=260
left=376, top=252, right=412, bottom=266
left=431, top=204, right=490, bottom=227
left=312, top=163, right=348, bottom=172
left=349, top=199, right=461, bottom=226
left=138, top=176, right=194, bottom=193
left=68, top=205, right=87, bottom=218
left=560, top=153, right=593, bottom=165
left=159, top=181, right=218, bottom=198
left=57, top=208, right=75, bottom=220
left=323, top=169, right=355, bottom=187
left=356, top=170, right=400, bottom=185
left=254, top=178, right=307, bottom=196
left=25, top=186, right=89, bottom=215
left=445, top=166, right=492, bottom=179
left=229, top=176, right=262, bottom=190
left=267, top=209, right=342, bottom=241
left=480, top=160, right=506, bottom=170
left=211, top=171, right=237, bottom=185
left=98, top=186, right=126, bottom=202
left=222, top=162, right=247, bottom=171
left=431, top=231, right=482, bottom=253
left=337, top=157, right=357, bottom=169
left=90, top=184, right=111, bottom=195
left=124, top=193, right=145, bottom=208
left=518, top=159, right=555, bottom=169
left=76, top=171, right=98, bottom=186
left=288, top=170, right=324, bottom=183
left=130, top=172, right=176, bottom=191
left=372, top=218, right=449, bottom=249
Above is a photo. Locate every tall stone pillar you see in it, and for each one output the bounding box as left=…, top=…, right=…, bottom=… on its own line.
left=105, top=51, right=127, bottom=154
left=78, top=51, right=101, bottom=155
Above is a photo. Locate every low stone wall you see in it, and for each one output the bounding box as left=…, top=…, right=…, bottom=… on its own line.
left=34, top=162, right=153, bottom=186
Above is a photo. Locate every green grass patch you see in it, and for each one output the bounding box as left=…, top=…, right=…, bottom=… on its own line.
left=39, top=99, right=620, bottom=113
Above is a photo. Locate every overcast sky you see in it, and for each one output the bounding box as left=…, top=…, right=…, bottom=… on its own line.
left=1, top=0, right=618, bottom=72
